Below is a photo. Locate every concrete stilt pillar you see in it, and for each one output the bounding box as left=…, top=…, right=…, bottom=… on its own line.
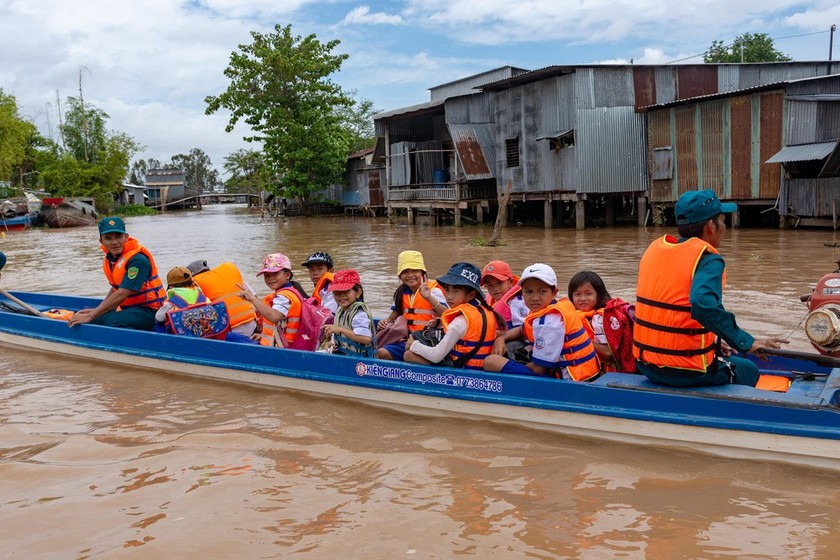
left=407, top=207, right=415, bottom=224
left=637, top=196, right=648, bottom=227
left=732, top=208, right=740, bottom=228
left=605, top=197, right=615, bottom=226
left=544, top=200, right=553, bottom=229
left=476, top=205, right=484, bottom=223
left=454, top=207, right=461, bottom=227
left=576, top=199, right=585, bottom=230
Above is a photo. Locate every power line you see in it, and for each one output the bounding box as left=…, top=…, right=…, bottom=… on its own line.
left=666, top=29, right=832, bottom=64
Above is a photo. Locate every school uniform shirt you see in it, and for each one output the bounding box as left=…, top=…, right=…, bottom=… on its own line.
left=270, top=292, right=293, bottom=317
left=528, top=312, right=573, bottom=378
left=591, top=313, right=608, bottom=344
left=347, top=307, right=373, bottom=338
left=320, top=288, right=338, bottom=314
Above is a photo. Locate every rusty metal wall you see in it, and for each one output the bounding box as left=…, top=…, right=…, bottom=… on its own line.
left=818, top=103, right=840, bottom=141
left=730, top=96, right=753, bottom=199
left=675, top=106, right=697, bottom=197
left=700, top=101, right=726, bottom=197
left=759, top=92, right=784, bottom=199
left=647, top=110, right=673, bottom=202
left=577, top=107, right=647, bottom=194
left=633, top=66, right=656, bottom=108
left=448, top=124, right=495, bottom=180
left=781, top=177, right=840, bottom=217
left=676, top=66, right=718, bottom=100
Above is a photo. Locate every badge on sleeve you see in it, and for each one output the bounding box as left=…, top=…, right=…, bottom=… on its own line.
left=127, top=266, right=139, bottom=280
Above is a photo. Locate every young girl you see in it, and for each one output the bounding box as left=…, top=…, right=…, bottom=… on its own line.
left=568, top=270, right=635, bottom=372
left=321, top=269, right=375, bottom=357
left=240, top=253, right=306, bottom=347
left=405, top=262, right=502, bottom=370
left=376, top=250, right=448, bottom=361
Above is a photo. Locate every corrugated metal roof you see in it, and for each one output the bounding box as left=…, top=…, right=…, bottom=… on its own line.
left=640, top=73, right=840, bottom=111
left=766, top=141, right=839, bottom=163
left=447, top=123, right=496, bottom=180
left=374, top=99, right=445, bottom=120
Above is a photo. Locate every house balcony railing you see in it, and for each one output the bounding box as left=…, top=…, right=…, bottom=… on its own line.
left=387, top=183, right=496, bottom=202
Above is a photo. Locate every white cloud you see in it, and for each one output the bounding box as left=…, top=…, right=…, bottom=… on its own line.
left=342, top=5, right=404, bottom=25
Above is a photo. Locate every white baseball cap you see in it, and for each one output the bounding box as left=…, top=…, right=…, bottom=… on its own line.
left=518, top=263, right=557, bottom=288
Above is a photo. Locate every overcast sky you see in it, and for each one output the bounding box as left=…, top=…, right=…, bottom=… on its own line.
left=2, top=0, right=838, bottom=179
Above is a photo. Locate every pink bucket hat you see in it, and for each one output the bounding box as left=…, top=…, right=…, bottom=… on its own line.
left=257, top=253, right=291, bottom=276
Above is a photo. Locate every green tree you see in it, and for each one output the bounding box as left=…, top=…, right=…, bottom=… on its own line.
left=704, top=33, right=792, bottom=63
left=40, top=95, right=141, bottom=211
left=128, top=158, right=164, bottom=184
left=337, top=92, right=378, bottom=153
left=206, top=23, right=353, bottom=214
left=223, top=148, right=269, bottom=195
left=172, top=148, right=220, bottom=194
left=0, top=90, right=37, bottom=185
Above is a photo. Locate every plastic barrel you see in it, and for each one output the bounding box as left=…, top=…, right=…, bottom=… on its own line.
left=432, top=169, right=450, bottom=187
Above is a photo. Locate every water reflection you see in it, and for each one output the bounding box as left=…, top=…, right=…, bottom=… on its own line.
left=1, top=207, right=840, bottom=556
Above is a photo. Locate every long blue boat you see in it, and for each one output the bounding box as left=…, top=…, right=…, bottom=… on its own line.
left=0, top=213, right=37, bottom=231
left=1, top=290, right=839, bottom=472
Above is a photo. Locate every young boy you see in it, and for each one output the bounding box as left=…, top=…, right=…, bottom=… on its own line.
left=154, top=266, right=208, bottom=332
left=301, top=251, right=337, bottom=314
left=483, top=264, right=600, bottom=381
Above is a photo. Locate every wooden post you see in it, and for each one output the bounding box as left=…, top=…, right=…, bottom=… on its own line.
left=575, top=196, right=585, bottom=230
left=487, top=180, right=514, bottom=246
left=637, top=195, right=648, bottom=227
left=605, top=196, right=615, bottom=226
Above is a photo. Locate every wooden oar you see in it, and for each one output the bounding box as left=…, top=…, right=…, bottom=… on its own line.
left=0, top=252, right=47, bottom=318
left=756, top=347, right=840, bottom=368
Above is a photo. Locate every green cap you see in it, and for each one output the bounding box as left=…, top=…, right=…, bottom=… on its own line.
left=98, top=216, right=126, bottom=235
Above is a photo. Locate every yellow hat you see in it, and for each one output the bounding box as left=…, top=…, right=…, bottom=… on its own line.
left=397, top=250, right=426, bottom=275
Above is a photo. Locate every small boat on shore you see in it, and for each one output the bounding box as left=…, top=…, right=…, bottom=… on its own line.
left=38, top=197, right=98, bottom=228
left=0, top=213, right=38, bottom=232
left=1, top=290, right=839, bottom=472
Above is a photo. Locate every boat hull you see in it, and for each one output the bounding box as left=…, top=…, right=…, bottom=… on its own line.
left=0, top=214, right=35, bottom=231
left=2, top=291, right=840, bottom=471
left=38, top=198, right=97, bottom=228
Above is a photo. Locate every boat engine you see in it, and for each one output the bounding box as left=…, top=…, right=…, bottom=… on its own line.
left=804, top=271, right=840, bottom=355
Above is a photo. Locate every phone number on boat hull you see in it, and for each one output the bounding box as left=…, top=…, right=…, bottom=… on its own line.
left=355, top=363, right=503, bottom=393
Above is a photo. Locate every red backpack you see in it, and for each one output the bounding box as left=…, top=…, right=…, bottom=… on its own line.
left=273, top=289, right=333, bottom=351
left=602, top=298, right=637, bottom=373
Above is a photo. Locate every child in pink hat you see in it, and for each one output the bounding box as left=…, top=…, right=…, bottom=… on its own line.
left=240, top=253, right=307, bottom=347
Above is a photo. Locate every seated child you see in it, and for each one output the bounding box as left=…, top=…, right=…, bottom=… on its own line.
left=482, top=261, right=530, bottom=358
left=154, top=266, right=208, bottom=333
left=188, top=259, right=258, bottom=337
left=569, top=270, right=636, bottom=373
left=483, top=264, right=601, bottom=381
left=405, top=262, right=502, bottom=370
left=321, top=269, right=375, bottom=357
left=240, top=253, right=305, bottom=347
left=481, top=260, right=519, bottom=321
left=302, top=251, right=337, bottom=314
left=376, top=250, right=448, bottom=361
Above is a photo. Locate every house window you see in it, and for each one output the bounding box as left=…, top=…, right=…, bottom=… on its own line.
left=505, top=138, right=520, bottom=168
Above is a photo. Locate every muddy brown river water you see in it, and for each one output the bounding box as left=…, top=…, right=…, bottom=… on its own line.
left=1, top=205, right=838, bottom=558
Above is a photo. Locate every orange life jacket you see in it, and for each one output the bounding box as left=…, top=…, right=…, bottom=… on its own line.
left=192, top=262, right=258, bottom=329
left=101, top=237, right=165, bottom=310
left=311, top=272, right=334, bottom=305
left=258, top=286, right=303, bottom=347
left=400, top=280, right=442, bottom=332
left=633, top=235, right=725, bottom=373
left=523, top=298, right=600, bottom=381
left=441, top=302, right=498, bottom=370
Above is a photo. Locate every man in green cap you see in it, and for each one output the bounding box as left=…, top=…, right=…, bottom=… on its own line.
left=633, top=190, right=788, bottom=387
left=67, top=216, right=166, bottom=330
